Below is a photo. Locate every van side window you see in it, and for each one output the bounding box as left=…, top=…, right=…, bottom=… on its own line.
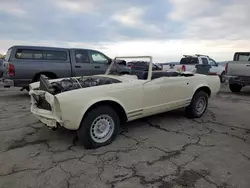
left=75, top=50, right=90, bottom=63
left=15, top=49, right=67, bottom=61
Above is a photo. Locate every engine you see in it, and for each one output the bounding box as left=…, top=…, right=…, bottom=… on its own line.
left=39, top=75, right=121, bottom=95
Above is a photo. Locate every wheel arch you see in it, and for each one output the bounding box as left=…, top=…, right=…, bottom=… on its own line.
left=79, top=100, right=128, bottom=129
left=193, top=85, right=211, bottom=98
left=33, top=72, right=58, bottom=82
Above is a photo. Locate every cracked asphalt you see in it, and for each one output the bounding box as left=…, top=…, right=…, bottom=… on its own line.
left=0, top=84, right=250, bottom=188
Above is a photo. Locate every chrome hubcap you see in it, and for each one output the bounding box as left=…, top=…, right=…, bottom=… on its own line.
left=90, top=115, right=114, bottom=143
left=195, top=97, right=206, bottom=115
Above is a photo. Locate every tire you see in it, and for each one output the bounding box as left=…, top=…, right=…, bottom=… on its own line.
left=77, top=105, right=120, bottom=149
left=185, top=91, right=208, bottom=118
left=229, top=84, right=242, bottom=92
left=220, top=71, right=226, bottom=83
left=34, top=73, right=57, bottom=82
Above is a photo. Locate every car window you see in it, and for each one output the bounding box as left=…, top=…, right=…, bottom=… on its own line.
left=180, top=57, right=198, bottom=65
left=89, top=51, right=109, bottom=64
left=75, top=50, right=90, bottom=63
left=201, top=58, right=209, bottom=65
left=43, top=51, right=67, bottom=60
left=209, top=58, right=217, bottom=66
left=15, top=49, right=67, bottom=61
left=236, top=54, right=250, bottom=61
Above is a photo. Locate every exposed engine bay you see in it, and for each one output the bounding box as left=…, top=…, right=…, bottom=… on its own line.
left=39, top=75, right=121, bottom=95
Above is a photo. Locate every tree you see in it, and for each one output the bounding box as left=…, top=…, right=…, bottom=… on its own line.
left=0, top=54, right=6, bottom=59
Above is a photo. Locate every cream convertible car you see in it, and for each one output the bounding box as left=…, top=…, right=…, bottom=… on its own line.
left=29, top=56, right=221, bottom=149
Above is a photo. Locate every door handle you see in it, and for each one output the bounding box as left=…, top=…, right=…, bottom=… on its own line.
left=246, top=64, right=250, bottom=67
left=75, top=65, right=81, bottom=68
left=94, top=66, right=100, bottom=68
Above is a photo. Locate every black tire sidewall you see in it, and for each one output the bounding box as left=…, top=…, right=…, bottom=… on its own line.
left=220, top=72, right=225, bottom=83
left=186, top=91, right=208, bottom=118
left=229, top=84, right=242, bottom=92
left=77, top=106, right=120, bottom=149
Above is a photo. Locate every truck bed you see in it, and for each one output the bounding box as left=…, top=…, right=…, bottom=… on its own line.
left=226, top=61, right=250, bottom=77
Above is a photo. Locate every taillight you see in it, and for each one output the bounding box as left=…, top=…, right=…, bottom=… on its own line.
left=8, top=64, right=15, bottom=76
left=181, top=65, right=186, bottom=72
left=225, top=63, right=228, bottom=73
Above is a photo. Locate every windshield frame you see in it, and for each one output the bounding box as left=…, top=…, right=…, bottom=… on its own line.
left=105, top=56, right=153, bottom=80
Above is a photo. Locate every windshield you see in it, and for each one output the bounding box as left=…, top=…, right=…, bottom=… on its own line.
left=4, top=48, right=12, bottom=61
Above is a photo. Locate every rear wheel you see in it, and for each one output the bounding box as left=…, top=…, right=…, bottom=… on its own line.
left=77, top=105, right=120, bottom=149
left=185, top=91, right=208, bottom=118
left=229, top=84, right=242, bottom=92
left=220, top=71, right=226, bottom=83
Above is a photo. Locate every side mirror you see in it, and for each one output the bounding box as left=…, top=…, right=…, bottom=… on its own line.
left=108, top=58, right=112, bottom=65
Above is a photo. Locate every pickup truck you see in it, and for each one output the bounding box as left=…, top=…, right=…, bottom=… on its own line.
left=225, top=52, right=250, bottom=92
left=163, top=54, right=225, bottom=83
left=2, top=45, right=131, bottom=91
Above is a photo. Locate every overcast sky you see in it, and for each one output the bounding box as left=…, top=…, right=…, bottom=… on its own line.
left=0, top=0, right=249, bottom=62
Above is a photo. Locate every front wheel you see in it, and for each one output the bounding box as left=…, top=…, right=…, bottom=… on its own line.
left=185, top=91, right=208, bottom=118
left=229, top=84, right=242, bottom=92
left=77, top=105, right=120, bottom=149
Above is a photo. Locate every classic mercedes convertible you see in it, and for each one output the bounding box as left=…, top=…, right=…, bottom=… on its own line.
left=29, top=56, right=220, bottom=149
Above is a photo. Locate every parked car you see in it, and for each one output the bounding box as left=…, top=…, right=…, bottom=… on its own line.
left=29, top=56, right=221, bottom=149
left=225, top=52, right=250, bottom=92
left=2, top=45, right=131, bottom=91
left=164, top=54, right=225, bottom=83
left=127, top=61, right=162, bottom=71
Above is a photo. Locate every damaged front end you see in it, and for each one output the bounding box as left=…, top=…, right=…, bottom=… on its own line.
left=29, top=89, right=62, bottom=129
left=29, top=74, right=121, bottom=129
left=37, top=74, right=121, bottom=95
left=29, top=75, right=65, bottom=129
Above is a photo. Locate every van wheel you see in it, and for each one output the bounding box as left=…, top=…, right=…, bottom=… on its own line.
left=185, top=91, right=208, bottom=118
left=229, top=84, right=242, bottom=92
left=77, top=105, right=120, bottom=149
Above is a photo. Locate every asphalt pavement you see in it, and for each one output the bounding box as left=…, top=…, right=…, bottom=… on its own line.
left=0, top=83, right=249, bottom=188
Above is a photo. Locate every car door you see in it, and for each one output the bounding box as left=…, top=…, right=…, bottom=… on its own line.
left=88, top=50, right=110, bottom=74
left=142, top=76, right=191, bottom=116
left=72, top=49, right=93, bottom=76
left=209, top=58, right=222, bottom=75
